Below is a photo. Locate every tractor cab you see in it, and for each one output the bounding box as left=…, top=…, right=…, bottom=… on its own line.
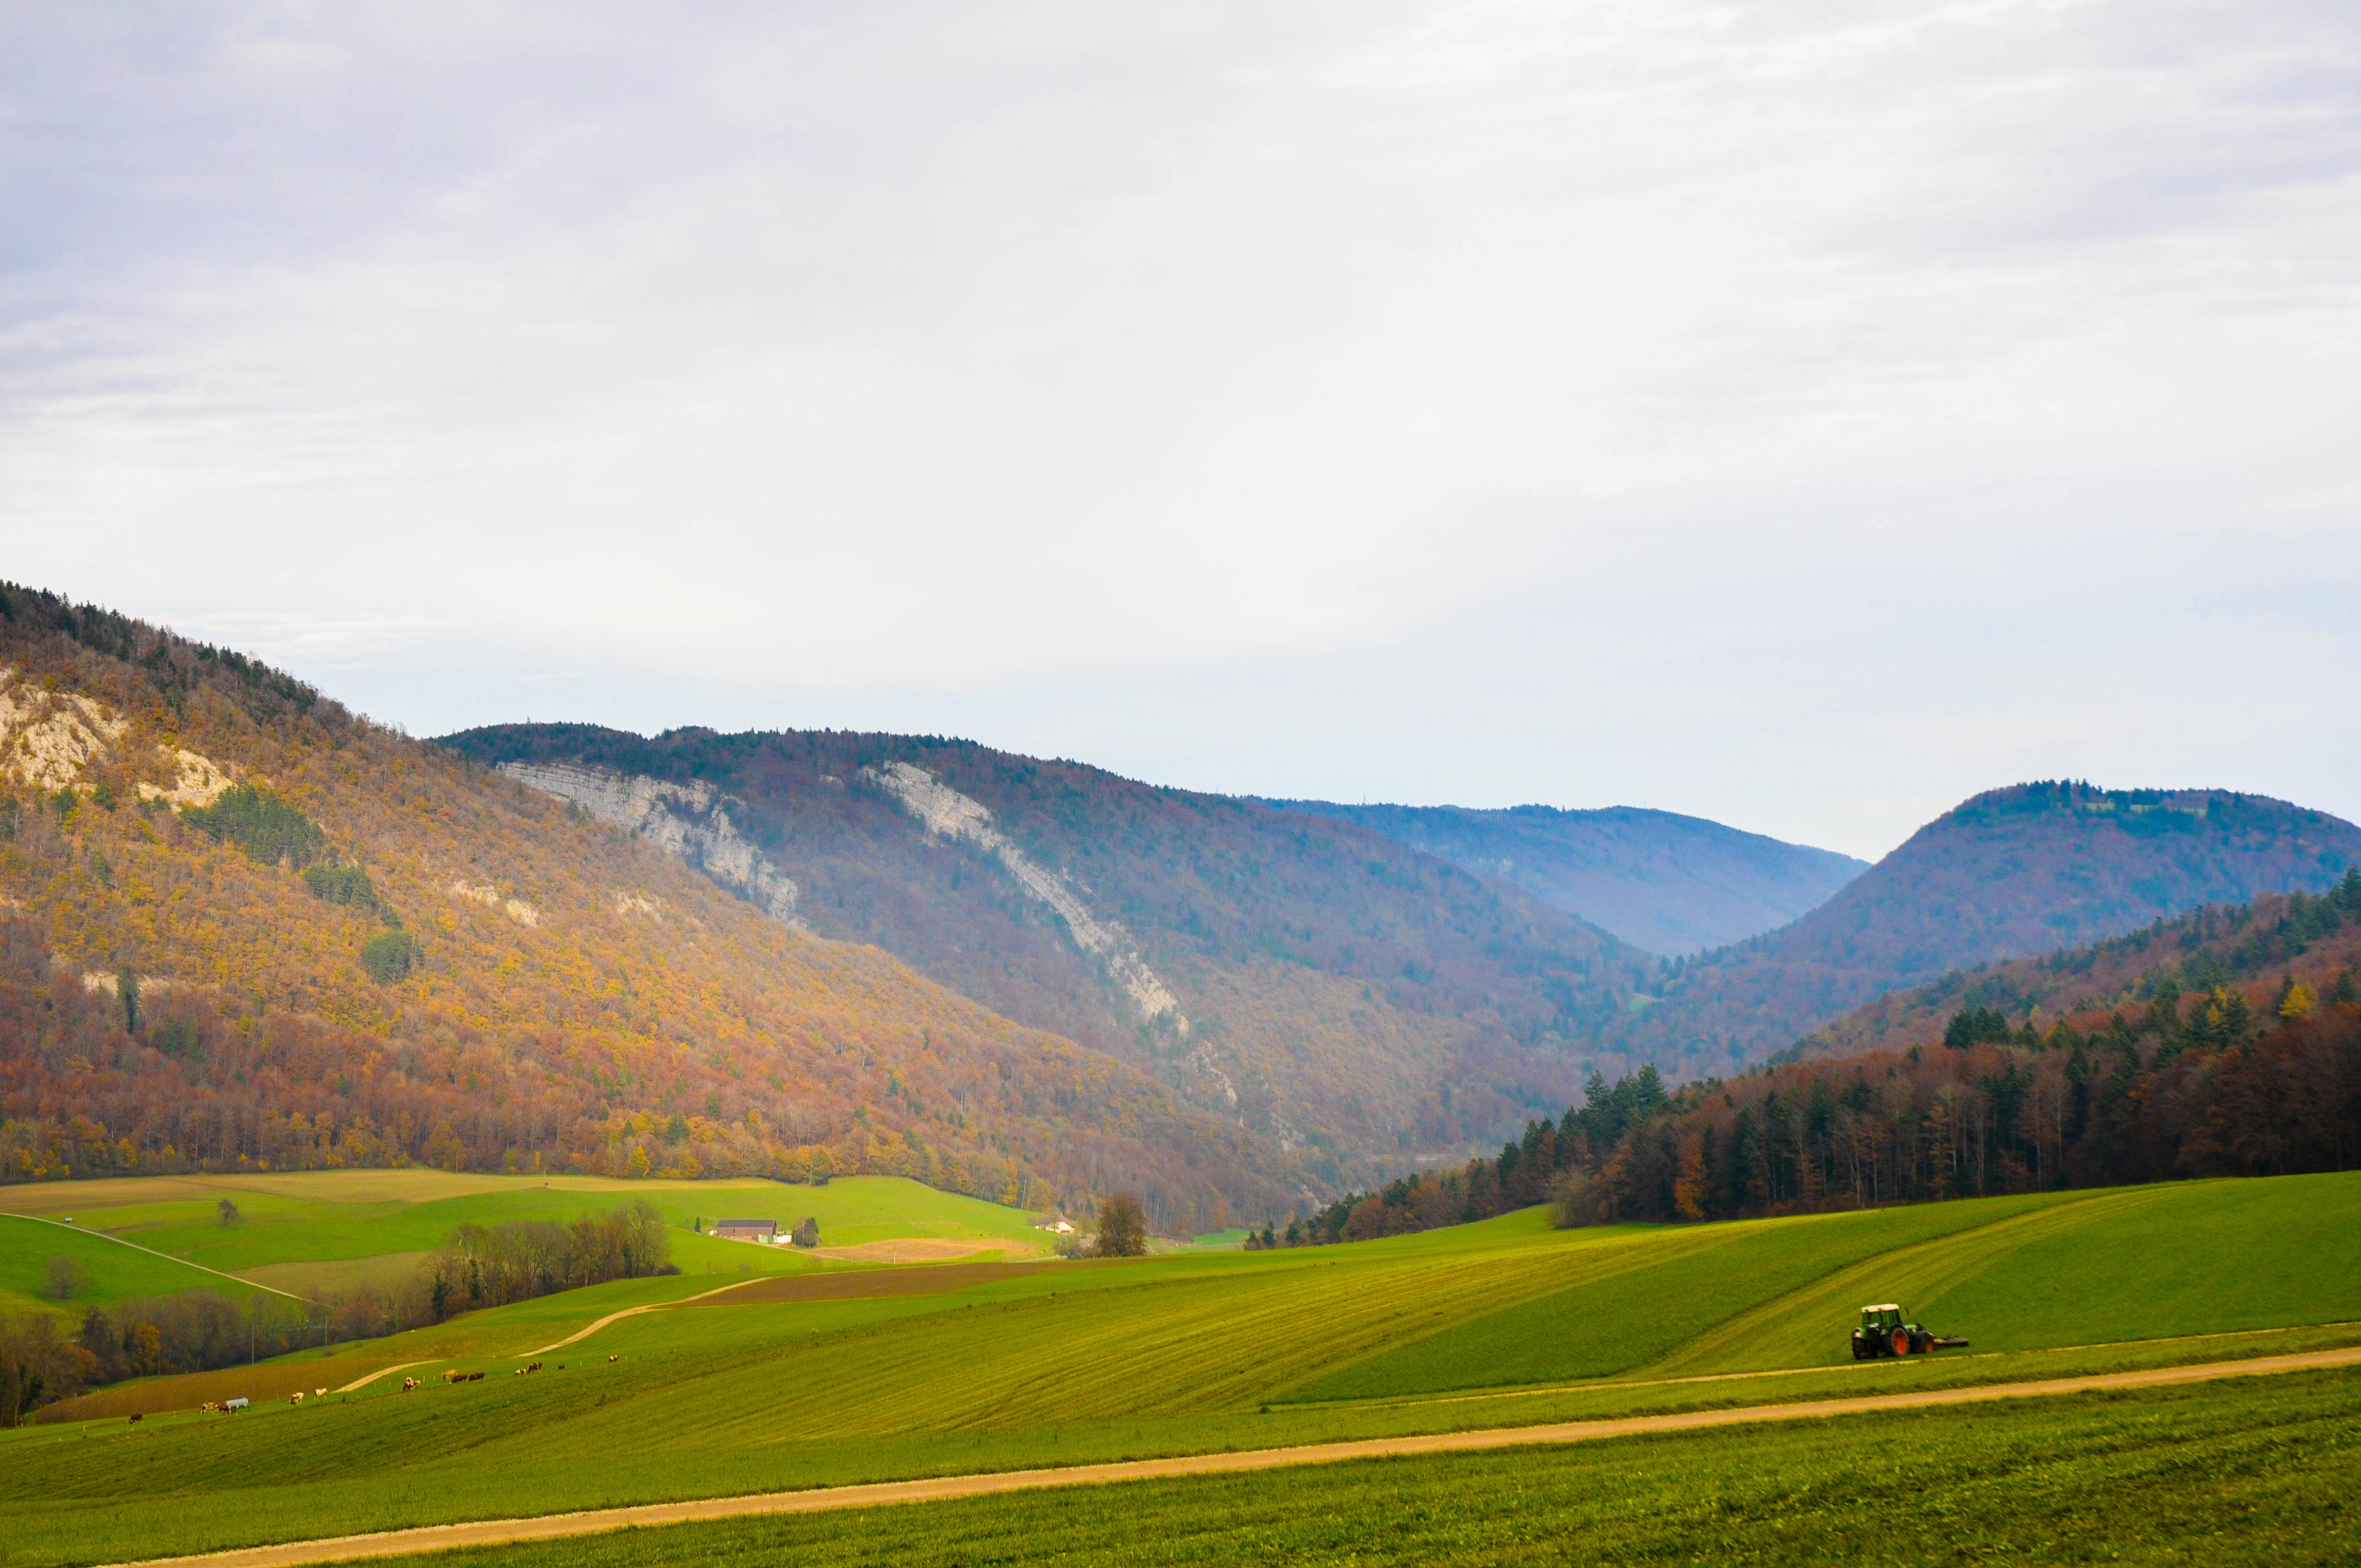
left=1850, top=1303, right=1967, bottom=1360
left=1860, top=1304, right=1904, bottom=1335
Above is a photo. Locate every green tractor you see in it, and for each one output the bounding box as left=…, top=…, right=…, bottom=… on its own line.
left=1850, top=1303, right=1970, bottom=1359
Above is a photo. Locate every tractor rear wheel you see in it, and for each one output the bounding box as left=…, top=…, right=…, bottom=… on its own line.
left=1891, top=1328, right=1911, bottom=1356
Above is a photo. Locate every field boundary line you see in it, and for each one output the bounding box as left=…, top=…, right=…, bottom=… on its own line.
left=0, top=1212, right=306, bottom=1302
left=99, top=1344, right=2361, bottom=1568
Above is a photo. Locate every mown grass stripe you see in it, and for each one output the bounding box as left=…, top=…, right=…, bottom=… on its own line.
left=98, top=1348, right=2361, bottom=1568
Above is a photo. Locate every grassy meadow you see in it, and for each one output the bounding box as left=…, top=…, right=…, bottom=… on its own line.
left=0, top=1215, right=278, bottom=1321
left=1, top=1170, right=2355, bottom=1566
left=0, top=1171, right=1048, bottom=1304
left=376, top=1369, right=2361, bottom=1567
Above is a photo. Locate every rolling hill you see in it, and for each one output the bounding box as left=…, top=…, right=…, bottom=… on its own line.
left=7, top=1170, right=2358, bottom=1565
left=1602, top=781, right=2361, bottom=1074
left=0, top=1169, right=1044, bottom=1306
left=437, top=725, right=1660, bottom=1183
left=0, top=584, right=1296, bottom=1231
left=17, top=576, right=2355, bottom=1232
left=1258, top=799, right=1866, bottom=956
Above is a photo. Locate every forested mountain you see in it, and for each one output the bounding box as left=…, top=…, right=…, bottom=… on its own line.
left=1284, top=873, right=2361, bottom=1245
left=1574, top=878, right=2361, bottom=1226
left=439, top=725, right=1660, bottom=1184
left=1600, top=781, right=2361, bottom=1075
left=1794, top=871, right=2361, bottom=1063
left=1260, top=800, right=1865, bottom=955
left=0, top=585, right=1298, bottom=1230
left=19, top=575, right=2355, bottom=1232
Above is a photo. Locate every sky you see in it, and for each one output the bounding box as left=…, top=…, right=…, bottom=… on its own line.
left=2, top=1, right=2357, bottom=861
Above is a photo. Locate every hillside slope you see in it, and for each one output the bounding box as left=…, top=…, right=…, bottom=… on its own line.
left=438, top=726, right=1658, bottom=1182
left=1260, top=800, right=1865, bottom=955
left=0, top=585, right=1294, bottom=1229
left=1603, top=781, right=2361, bottom=1074
left=1795, top=869, right=2361, bottom=1061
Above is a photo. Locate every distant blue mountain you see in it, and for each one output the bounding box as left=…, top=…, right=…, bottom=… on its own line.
left=1256, top=800, right=1865, bottom=956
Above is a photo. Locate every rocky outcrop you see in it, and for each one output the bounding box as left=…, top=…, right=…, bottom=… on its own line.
left=0, top=672, right=236, bottom=810
left=863, top=761, right=1185, bottom=1030
left=0, top=670, right=126, bottom=790
left=499, top=761, right=801, bottom=925
left=138, top=747, right=232, bottom=808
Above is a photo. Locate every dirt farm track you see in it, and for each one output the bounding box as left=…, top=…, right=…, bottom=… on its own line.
left=106, top=1345, right=2361, bottom=1568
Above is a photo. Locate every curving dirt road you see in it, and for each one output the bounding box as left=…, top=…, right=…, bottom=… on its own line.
left=525, top=1277, right=766, bottom=1355
left=332, top=1363, right=427, bottom=1396
left=105, top=1345, right=2361, bottom=1568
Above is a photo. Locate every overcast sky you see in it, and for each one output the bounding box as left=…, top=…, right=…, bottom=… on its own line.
left=3, top=2, right=2357, bottom=858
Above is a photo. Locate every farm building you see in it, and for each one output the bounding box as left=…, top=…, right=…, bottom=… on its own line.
left=712, top=1218, right=780, bottom=1243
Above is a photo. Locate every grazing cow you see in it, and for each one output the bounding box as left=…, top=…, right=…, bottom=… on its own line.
left=315, top=1387, right=327, bottom=1398
left=128, top=1413, right=142, bottom=1425
left=289, top=1392, right=304, bottom=1406
left=608, top=1354, right=618, bottom=1362
left=401, top=1377, right=419, bottom=1392
left=469, top=1372, right=484, bottom=1381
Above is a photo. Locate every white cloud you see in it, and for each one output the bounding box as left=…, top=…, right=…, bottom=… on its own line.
left=2, top=0, right=2357, bottom=856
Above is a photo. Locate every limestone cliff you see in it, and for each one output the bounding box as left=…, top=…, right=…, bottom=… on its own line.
left=498, top=760, right=801, bottom=925
left=863, top=760, right=1187, bottom=1032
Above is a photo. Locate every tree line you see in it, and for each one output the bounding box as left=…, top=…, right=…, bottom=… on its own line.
left=1259, top=968, right=2359, bottom=1243
left=0, top=1200, right=677, bottom=1424
left=425, top=1200, right=674, bottom=1316
left=1807, top=872, right=2361, bottom=1062
left=1581, top=983, right=2359, bottom=1223
left=1259, top=1068, right=1668, bottom=1246
left=1265, top=870, right=2361, bottom=1239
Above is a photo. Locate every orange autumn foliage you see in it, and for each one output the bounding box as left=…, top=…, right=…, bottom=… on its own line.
left=0, top=585, right=1293, bottom=1231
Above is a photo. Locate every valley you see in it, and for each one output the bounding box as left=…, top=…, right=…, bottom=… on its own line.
left=440, top=722, right=1658, bottom=1182
left=0, top=589, right=1295, bottom=1232
left=1261, top=798, right=1869, bottom=956
left=13, top=6, right=2355, bottom=1557
left=3, top=585, right=2359, bottom=1567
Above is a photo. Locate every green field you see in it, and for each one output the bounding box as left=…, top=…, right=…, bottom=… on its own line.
left=374, top=1370, right=2361, bottom=1567
left=1290, top=1176, right=2361, bottom=1400
left=0, top=1215, right=277, bottom=1321
left=2, top=1172, right=2356, bottom=1567
left=0, top=1172, right=1049, bottom=1299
